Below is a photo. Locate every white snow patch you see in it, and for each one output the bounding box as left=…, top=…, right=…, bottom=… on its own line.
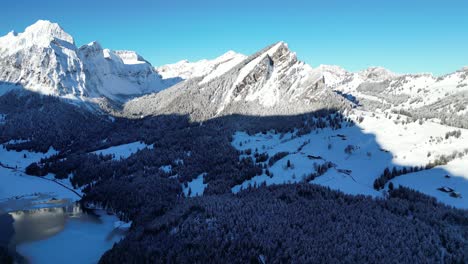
left=0, top=144, right=57, bottom=170
left=91, top=141, right=153, bottom=160
left=159, top=165, right=172, bottom=173
left=182, top=173, right=207, bottom=197
left=390, top=161, right=468, bottom=209
left=114, top=220, right=132, bottom=231
left=0, top=144, right=78, bottom=209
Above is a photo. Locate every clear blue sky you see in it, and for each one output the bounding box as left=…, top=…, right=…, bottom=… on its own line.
left=1, top=0, right=467, bottom=75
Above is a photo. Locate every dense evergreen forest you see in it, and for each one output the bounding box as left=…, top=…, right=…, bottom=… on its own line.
left=0, top=91, right=467, bottom=263
left=100, top=184, right=468, bottom=263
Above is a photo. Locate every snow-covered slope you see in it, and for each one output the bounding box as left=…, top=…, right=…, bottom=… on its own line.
left=78, top=42, right=177, bottom=100
left=329, top=66, right=468, bottom=128
left=230, top=110, right=468, bottom=209
left=156, top=50, right=247, bottom=84
left=0, top=20, right=176, bottom=101
left=124, top=42, right=351, bottom=120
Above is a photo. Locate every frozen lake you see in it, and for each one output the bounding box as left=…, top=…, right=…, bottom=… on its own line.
left=0, top=203, right=124, bottom=264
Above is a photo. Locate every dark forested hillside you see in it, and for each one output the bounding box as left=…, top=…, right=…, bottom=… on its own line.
left=0, top=90, right=111, bottom=152
left=1, top=91, right=467, bottom=263
left=99, top=184, right=468, bottom=264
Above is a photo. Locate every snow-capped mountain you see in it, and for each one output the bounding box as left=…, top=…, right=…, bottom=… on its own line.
left=124, top=42, right=351, bottom=120
left=1, top=20, right=467, bottom=123
left=0, top=20, right=87, bottom=97
left=0, top=20, right=176, bottom=101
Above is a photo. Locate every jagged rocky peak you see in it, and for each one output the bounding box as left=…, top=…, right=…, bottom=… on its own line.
left=78, top=41, right=103, bottom=56
left=233, top=41, right=296, bottom=87
left=0, top=20, right=86, bottom=97
left=269, top=41, right=297, bottom=63
left=250, top=41, right=298, bottom=68
left=359, top=66, right=397, bottom=82
left=114, top=50, right=149, bottom=65
left=22, top=20, right=75, bottom=46
left=0, top=20, right=76, bottom=54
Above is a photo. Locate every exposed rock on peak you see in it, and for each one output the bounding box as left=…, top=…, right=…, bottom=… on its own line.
left=124, top=41, right=350, bottom=120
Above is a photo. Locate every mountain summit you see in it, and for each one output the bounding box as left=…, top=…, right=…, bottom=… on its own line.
left=0, top=20, right=176, bottom=101
left=23, top=20, right=75, bottom=45
left=0, top=20, right=86, bottom=97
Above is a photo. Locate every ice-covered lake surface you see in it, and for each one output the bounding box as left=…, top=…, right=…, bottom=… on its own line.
left=7, top=204, right=124, bottom=264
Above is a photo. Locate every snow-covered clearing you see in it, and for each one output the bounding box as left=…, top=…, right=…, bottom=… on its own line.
left=352, top=110, right=468, bottom=167
left=0, top=142, right=79, bottom=213
left=159, top=164, right=172, bottom=173
left=231, top=111, right=468, bottom=208
left=91, top=141, right=153, bottom=160
left=0, top=144, right=57, bottom=170
left=182, top=173, right=207, bottom=197
left=231, top=125, right=386, bottom=197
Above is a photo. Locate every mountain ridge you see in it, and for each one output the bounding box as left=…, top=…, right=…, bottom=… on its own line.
left=1, top=20, right=467, bottom=125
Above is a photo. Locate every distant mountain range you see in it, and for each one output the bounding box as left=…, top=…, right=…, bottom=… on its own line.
left=1, top=20, right=467, bottom=125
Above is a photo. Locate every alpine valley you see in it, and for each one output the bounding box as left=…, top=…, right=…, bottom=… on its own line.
left=0, top=21, right=467, bottom=264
